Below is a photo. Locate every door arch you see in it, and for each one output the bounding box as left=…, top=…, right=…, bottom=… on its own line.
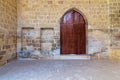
left=60, top=8, right=87, bottom=55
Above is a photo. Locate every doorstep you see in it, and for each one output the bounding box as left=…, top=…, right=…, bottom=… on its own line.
left=48, top=55, right=90, bottom=60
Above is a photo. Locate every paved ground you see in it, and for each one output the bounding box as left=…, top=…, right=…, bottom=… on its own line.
left=0, top=59, right=120, bottom=80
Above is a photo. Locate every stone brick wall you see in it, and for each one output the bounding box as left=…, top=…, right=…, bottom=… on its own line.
left=17, top=0, right=111, bottom=57
left=109, top=0, right=120, bottom=59
left=0, top=0, right=17, bottom=65
left=0, top=0, right=119, bottom=63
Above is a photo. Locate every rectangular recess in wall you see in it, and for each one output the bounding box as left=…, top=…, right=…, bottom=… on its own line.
left=40, top=28, right=54, bottom=51
left=111, top=29, right=120, bottom=49
left=21, top=27, right=35, bottom=51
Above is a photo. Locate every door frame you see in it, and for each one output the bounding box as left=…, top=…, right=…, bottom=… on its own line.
left=60, top=8, right=88, bottom=55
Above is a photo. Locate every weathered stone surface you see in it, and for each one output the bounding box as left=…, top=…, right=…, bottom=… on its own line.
left=49, top=48, right=60, bottom=56
left=88, top=30, right=110, bottom=54
left=17, top=0, right=111, bottom=58
left=110, top=49, right=120, bottom=59
left=41, top=43, right=53, bottom=51
left=15, top=0, right=120, bottom=59
left=111, top=29, right=120, bottom=49
left=0, top=51, right=6, bottom=56
left=0, top=0, right=120, bottom=63
left=22, top=28, right=35, bottom=51
left=0, top=0, right=17, bottom=65
left=109, top=0, right=120, bottom=59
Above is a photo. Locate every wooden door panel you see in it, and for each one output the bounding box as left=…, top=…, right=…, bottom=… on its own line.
left=66, top=12, right=73, bottom=23
left=61, top=23, right=76, bottom=54
left=61, top=10, right=86, bottom=55
left=74, top=23, right=86, bottom=54
left=74, top=12, right=80, bottom=23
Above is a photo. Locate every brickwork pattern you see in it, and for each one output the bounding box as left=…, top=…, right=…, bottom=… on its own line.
left=0, top=0, right=17, bottom=65
left=17, top=0, right=110, bottom=56
left=17, top=0, right=110, bottom=29
left=0, top=0, right=120, bottom=64
left=109, top=0, right=120, bottom=59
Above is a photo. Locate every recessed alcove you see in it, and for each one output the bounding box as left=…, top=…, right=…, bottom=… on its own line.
left=40, top=28, right=54, bottom=51
left=21, top=27, right=35, bottom=51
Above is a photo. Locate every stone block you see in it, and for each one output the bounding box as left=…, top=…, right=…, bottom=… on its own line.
left=41, top=43, right=52, bottom=51
left=0, top=51, right=6, bottom=56
left=0, top=60, right=7, bottom=66
left=110, top=49, right=120, bottom=59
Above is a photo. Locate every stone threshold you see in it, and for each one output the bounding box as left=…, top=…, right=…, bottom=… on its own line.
left=18, top=55, right=90, bottom=60
left=51, top=55, right=90, bottom=60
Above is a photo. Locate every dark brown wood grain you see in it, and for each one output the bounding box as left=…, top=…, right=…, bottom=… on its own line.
left=60, top=10, right=86, bottom=54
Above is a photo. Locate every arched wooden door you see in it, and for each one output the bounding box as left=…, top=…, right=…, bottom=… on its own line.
left=60, top=9, right=86, bottom=55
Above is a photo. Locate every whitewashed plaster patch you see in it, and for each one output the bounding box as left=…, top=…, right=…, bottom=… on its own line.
left=88, top=30, right=110, bottom=54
